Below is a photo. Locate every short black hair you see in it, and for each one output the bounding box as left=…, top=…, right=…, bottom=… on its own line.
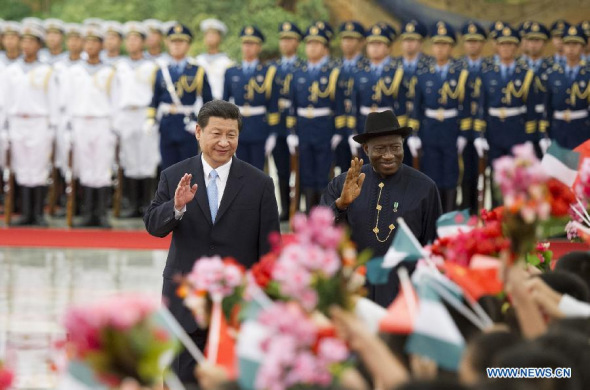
left=466, top=330, right=522, bottom=375
left=555, top=251, right=590, bottom=292
left=536, top=271, right=590, bottom=302
left=197, top=99, right=242, bottom=131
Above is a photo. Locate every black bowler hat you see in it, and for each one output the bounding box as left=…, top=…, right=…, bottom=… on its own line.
left=352, top=110, right=412, bottom=144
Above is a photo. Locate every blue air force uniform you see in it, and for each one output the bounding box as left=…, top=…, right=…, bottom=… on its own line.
left=410, top=22, right=472, bottom=210
left=397, top=20, right=432, bottom=166
left=350, top=24, right=403, bottom=144
left=458, top=21, right=488, bottom=213
left=334, top=21, right=368, bottom=171
left=287, top=24, right=347, bottom=207
left=540, top=25, right=590, bottom=149
left=148, top=24, right=212, bottom=170
left=223, top=26, right=279, bottom=171
left=475, top=26, right=538, bottom=163
left=270, top=22, right=304, bottom=219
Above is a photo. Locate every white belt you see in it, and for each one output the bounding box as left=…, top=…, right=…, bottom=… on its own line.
left=278, top=98, right=292, bottom=110
left=488, top=106, right=526, bottom=119
left=554, top=109, right=588, bottom=121
left=238, top=105, right=267, bottom=117
left=123, top=105, right=147, bottom=111
left=297, top=107, right=332, bottom=118
left=360, top=106, right=391, bottom=116
left=425, top=108, right=459, bottom=121
left=159, top=103, right=193, bottom=116
left=535, top=104, right=545, bottom=114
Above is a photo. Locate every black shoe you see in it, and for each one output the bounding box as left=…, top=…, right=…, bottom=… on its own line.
left=75, top=186, right=97, bottom=228
left=11, top=187, right=33, bottom=226
left=96, top=187, right=112, bottom=229
left=31, top=186, right=49, bottom=227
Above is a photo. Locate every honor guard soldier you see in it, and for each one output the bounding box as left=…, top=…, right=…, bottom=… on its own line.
left=1, top=22, right=58, bottom=225
left=148, top=23, right=212, bottom=170
left=458, top=21, right=487, bottom=213
left=474, top=25, right=539, bottom=199
left=397, top=20, right=432, bottom=166
left=488, top=21, right=510, bottom=66
left=195, top=18, right=234, bottom=100
left=550, top=20, right=570, bottom=67
left=349, top=23, right=400, bottom=158
left=409, top=21, right=471, bottom=212
left=142, top=19, right=169, bottom=63
left=540, top=25, right=590, bottom=150
left=114, top=22, right=160, bottom=218
left=520, top=22, right=553, bottom=74
left=268, top=21, right=304, bottom=220
left=101, top=21, right=123, bottom=65
left=223, top=25, right=279, bottom=171
left=39, top=19, right=67, bottom=64
left=53, top=24, right=84, bottom=191
left=0, top=22, right=22, bottom=65
left=334, top=20, right=367, bottom=171
left=286, top=23, right=347, bottom=211
left=61, top=25, right=119, bottom=228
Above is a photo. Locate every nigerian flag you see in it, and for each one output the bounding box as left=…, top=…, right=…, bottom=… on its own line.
left=542, top=142, right=580, bottom=187
left=436, top=209, right=472, bottom=238
left=405, top=281, right=465, bottom=371
left=366, top=218, right=425, bottom=285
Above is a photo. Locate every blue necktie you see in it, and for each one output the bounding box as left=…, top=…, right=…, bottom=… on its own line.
left=207, top=169, right=219, bottom=222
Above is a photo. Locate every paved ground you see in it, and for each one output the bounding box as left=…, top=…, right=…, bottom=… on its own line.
left=0, top=247, right=166, bottom=389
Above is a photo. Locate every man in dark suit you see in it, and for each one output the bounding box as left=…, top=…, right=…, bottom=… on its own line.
left=144, top=99, right=280, bottom=383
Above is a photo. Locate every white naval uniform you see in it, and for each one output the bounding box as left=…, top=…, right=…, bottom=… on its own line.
left=100, top=51, right=123, bottom=66
left=39, top=48, right=68, bottom=65
left=194, top=52, right=233, bottom=100
left=0, top=59, right=58, bottom=187
left=62, top=61, right=118, bottom=188
left=113, top=57, right=160, bottom=179
left=143, top=50, right=171, bottom=65
left=53, top=57, right=83, bottom=173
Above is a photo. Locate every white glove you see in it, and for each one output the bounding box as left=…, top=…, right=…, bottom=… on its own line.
left=143, top=118, right=156, bottom=135
left=407, top=136, right=422, bottom=158
left=539, top=138, right=552, bottom=154
left=474, top=137, right=489, bottom=158
left=348, top=135, right=359, bottom=156
left=286, top=134, right=299, bottom=155
left=184, top=121, right=197, bottom=134
left=331, top=134, right=343, bottom=151
left=265, top=134, right=277, bottom=156
left=457, top=136, right=467, bottom=154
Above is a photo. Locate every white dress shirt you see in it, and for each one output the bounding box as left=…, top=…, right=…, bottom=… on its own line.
left=174, top=155, right=233, bottom=219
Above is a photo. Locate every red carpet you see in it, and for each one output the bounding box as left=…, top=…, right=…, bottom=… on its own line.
left=0, top=227, right=171, bottom=250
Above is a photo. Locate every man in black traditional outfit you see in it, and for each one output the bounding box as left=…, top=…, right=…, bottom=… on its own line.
left=321, top=110, right=442, bottom=306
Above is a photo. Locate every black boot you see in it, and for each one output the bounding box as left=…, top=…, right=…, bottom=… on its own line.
left=278, top=179, right=290, bottom=222
left=32, top=186, right=49, bottom=227
left=76, top=187, right=97, bottom=227
left=121, top=178, right=141, bottom=218
left=461, top=181, right=478, bottom=214
left=11, top=186, right=34, bottom=226
left=443, top=189, right=458, bottom=213
left=303, top=187, right=316, bottom=214
left=96, top=187, right=111, bottom=229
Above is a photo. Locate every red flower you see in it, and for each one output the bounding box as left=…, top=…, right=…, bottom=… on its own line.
left=547, top=179, right=576, bottom=217
left=0, top=368, right=13, bottom=390
left=252, top=253, right=276, bottom=289
left=222, top=257, right=246, bottom=273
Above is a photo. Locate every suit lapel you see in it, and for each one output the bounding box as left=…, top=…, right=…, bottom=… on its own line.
left=215, top=157, right=246, bottom=223
left=193, top=155, right=213, bottom=226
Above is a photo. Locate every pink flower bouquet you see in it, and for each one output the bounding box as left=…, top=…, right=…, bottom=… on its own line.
left=63, top=294, right=178, bottom=387
left=255, top=302, right=350, bottom=390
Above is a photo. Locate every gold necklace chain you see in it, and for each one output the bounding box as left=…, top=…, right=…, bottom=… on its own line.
left=373, top=182, right=396, bottom=243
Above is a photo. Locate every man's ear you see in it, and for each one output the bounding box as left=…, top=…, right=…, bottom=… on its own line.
left=195, top=124, right=202, bottom=142
left=362, top=143, right=369, bottom=155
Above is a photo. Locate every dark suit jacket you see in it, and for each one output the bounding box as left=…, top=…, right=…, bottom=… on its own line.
left=144, top=154, right=280, bottom=332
